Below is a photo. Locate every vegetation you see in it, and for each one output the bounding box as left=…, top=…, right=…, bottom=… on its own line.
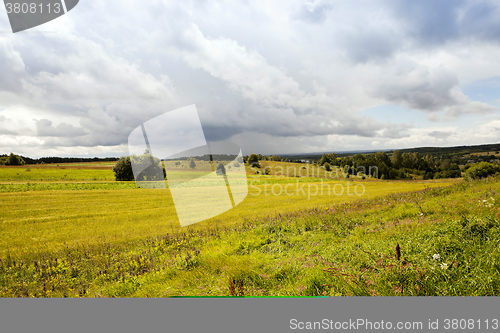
left=20, top=155, right=117, bottom=165
left=0, top=166, right=498, bottom=296
left=189, top=158, right=196, bottom=169
left=112, top=153, right=166, bottom=181
left=1, top=145, right=499, bottom=297
left=0, top=153, right=25, bottom=166
left=112, top=156, right=134, bottom=181
left=248, top=154, right=260, bottom=168
left=315, top=150, right=463, bottom=180
left=465, top=162, right=500, bottom=181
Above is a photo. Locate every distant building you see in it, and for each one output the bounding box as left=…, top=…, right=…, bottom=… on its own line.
left=467, top=160, right=476, bottom=164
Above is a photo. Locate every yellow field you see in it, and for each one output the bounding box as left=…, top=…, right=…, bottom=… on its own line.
left=0, top=161, right=456, bottom=260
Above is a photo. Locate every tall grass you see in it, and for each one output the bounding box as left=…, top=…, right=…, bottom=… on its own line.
left=0, top=175, right=498, bottom=297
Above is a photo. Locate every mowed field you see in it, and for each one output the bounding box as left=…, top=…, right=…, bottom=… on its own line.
left=0, top=162, right=454, bottom=259
left=3, top=160, right=487, bottom=297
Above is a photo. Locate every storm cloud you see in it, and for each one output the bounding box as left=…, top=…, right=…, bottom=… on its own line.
left=0, top=0, right=499, bottom=157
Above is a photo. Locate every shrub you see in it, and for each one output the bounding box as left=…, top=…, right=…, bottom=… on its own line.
left=434, top=169, right=461, bottom=179
left=216, top=162, right=226, bottom=175
left=114, top=154, right=165, bottom=181
left=424, top=172, right=434, bottom=180
left=465, top=162, right=500, bottom=181
left=189, top=158, right=196, bottom=169
left=323, top=163, right=331, bottom=171
left=248, top=154, right=260, bottom=168
left=113, top=156, right=134, bottom=181
left=130, top=154, right=164, bottom=181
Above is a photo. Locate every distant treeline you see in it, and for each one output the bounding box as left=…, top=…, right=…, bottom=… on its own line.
left=245, top=151, right=467, bottom=180
left=284, top=143, right=500, bottom=161
left=316, top=151, right=462, bottom=180
left=165, top=154, right=239, bottom=162
left=398, top=143, right=500, bottom=156
left=0, top=153, right=118, bottom=165
left=243, top=154, right=290, bottom=163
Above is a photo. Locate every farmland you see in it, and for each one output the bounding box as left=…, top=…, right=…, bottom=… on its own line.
left=2, top=160, right=497, bottom=297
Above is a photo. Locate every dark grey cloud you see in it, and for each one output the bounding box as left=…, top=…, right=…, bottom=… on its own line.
left=391, top=0, right=464, bottom=46
left=428, top=130, right=452, bottom=139
left=460, top=2, right=500, bottom=42
left=375, top=65, right=461, bottom=111
left=36, top=119, right=87, bottom=137
left=0, top=128, right=17, bottom=135
left=378, top=123, right=413, bottom=139
left=0, top=40, right=26, bottom=94
left=334, top=0, right=500, bottom=64
left=391, top=0, right=500, bottom=47
left=342, top=30, right=399, bottom=64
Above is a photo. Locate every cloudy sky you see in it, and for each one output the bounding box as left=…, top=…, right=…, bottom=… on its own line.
left=1, top=0, right=500, bottom=157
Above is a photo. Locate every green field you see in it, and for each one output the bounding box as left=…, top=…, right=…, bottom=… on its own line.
left=4, top=161, right=496, bottom=297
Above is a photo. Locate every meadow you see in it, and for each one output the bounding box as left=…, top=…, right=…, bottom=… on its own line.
left=2, top=161, right=494, bottom=297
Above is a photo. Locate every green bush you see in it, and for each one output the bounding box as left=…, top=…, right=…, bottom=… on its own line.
left=216, top=162, right=226, bottom=175
left=465, top=162, right=500, bottom=181
left=189, top=158, right=196, bottom=169
left=130, top=154, right=164, bottom=181
left=113, top=156, right=134, bottom=181
left=248, top=154, right=260, bottom=168
left=323, top=162, right=331, bottom=171
left=434, top=169, right=462, bottom=179
left=113, top=154, right=165, bottom=181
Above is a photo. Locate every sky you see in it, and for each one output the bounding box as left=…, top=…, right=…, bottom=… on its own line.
left=1, top=0, right=500, bottom=158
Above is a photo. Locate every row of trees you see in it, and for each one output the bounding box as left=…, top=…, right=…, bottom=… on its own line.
left=113, top=153, right=244, bottom=181
left=15, top=155, right=117, bottom=165
left=245, top=154, right=289, bottom=163
left=0, top=153, right=25, bottom=165
left=317, top=151, right=461, bottom=180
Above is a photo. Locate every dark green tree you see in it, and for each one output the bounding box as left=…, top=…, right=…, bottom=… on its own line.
left=189, top=158, right=196, bottom=169
left=130, top=153, right=164, bottom=181
left=248, top=154, right=260, bottom=168
left=391, top=150, right=403, bottom=169
left=216, top=162, right=226, bottom=175
left=112, top=156, right=134, bottom=181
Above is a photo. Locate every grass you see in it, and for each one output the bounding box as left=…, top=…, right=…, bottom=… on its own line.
left=3, top=161, right=488, bottom=297
left=0, top=167, right=452, bottom=258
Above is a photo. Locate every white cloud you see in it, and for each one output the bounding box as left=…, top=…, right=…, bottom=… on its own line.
left=1, top=0, right=500, bottom=157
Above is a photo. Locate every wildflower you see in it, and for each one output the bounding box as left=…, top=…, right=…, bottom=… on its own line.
left=432, top=254, right=440, bottom=260
left=440, top=263, right=448, bottom=270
